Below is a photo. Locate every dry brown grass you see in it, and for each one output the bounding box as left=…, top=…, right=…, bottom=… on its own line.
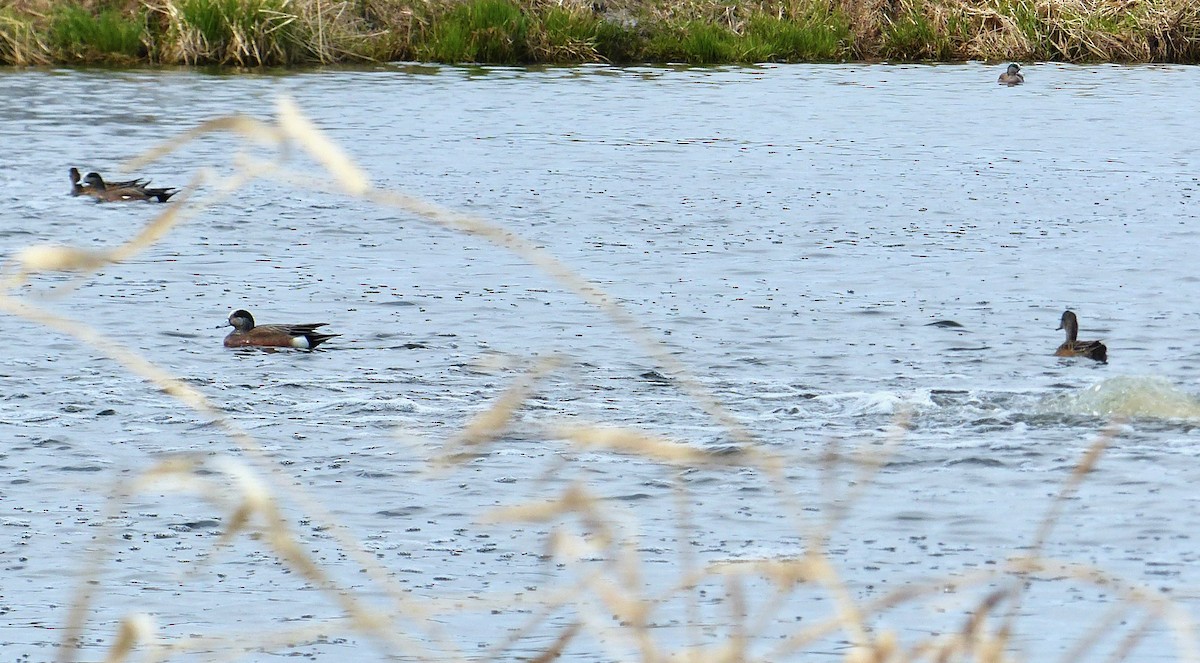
left=2, top=0, right=1200, bottom=64
left=0, top=10, right=51, bottom=65
left=852, top=0, right=1200, bottom=61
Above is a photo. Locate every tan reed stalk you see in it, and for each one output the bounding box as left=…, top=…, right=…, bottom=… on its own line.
left=0, top=11, right=53, bottom=65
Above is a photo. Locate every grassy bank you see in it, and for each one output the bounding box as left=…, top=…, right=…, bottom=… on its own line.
left=2, top=0, right=1199, bottom=66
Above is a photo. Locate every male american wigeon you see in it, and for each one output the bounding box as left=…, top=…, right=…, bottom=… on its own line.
left=224, top=309, right=339, bottom=349
left=77, top=171, right=177, bottom=202
left=998, top=63, right=1024, bottom=86
left=1054, top=310, right=1107, bottom=363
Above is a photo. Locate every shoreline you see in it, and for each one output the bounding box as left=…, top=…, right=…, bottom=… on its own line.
left=3, top=0, right=1198, bottom=67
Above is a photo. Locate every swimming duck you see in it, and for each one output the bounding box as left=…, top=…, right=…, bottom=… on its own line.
left=998, top=63, right=1024, bottom=86
left=80, top=171, right=177, bottom=202
left=1054, top=310, right=1107, bottom=363
left=69, top=167, right=147, bottom=196
left=224, top=309, right=339, bottom=349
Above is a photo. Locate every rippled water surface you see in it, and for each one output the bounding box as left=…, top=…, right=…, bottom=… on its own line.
left=3, top=63, right=1200, bottom=661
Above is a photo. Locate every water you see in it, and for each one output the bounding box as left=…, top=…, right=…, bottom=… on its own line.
left=2, top=62, right=1200, bottom=661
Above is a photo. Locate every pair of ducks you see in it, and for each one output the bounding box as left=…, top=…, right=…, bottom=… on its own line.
left=1055, top=310, right=1107, bottom=363
left=226, top=309, right=1100, bottom=357
left=69, top=167, right=177, bottom=202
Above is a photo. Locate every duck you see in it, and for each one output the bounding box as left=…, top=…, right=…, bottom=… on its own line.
left=998, top=63, right=1024, bottom=86
left=69, top=167, right=147, bottom=196
left=1054, top=310, right=1107, bottom=363
left=80, top=171, right=177, bottom=202
left=224, top=309, right=339, bottom=349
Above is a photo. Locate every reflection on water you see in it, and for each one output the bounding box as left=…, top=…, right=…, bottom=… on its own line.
left=2, top=63, right=1200, bottom=661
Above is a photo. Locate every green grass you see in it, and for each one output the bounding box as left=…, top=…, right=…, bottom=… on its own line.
left=7, top=0, right=1200, bottom=66
left=529, top=6, right=638, bottom=63
left=645, top=21, right=734, bottom=64
left=531, top=7, right=595, bottom=63
left=997, top=0, right=1043, bottom=52
left=178, top=0, right=235, bottom=47
left=880, top=5, right=953, bottom=61
left=418, top=0, right=529, bottom=64
left=678, top=21, right=736, bottom=63
left=49, top=4, right=144, bottom=60
left=591, top=18, right=642, bottom=62
left=176, top=0, right=299, bottom=65
left=741, top=12, right=850, bottom=61
left=645, top=9, right=849, bottom=64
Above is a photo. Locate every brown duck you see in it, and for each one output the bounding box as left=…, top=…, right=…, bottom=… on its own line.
left=224, top=309, right=339, bottom=349
left=69, top=167, right=146, bottom=195
left=1054, top=310, right=1107, bottom=363
left=998, top=63, right=1024, bottom=86
left=73, top=170, right=177, bottom=202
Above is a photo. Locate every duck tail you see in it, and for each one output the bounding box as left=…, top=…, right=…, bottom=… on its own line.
left=150, top=188, right=177, bottom=202
left=306, top=332, right=340, bottom=349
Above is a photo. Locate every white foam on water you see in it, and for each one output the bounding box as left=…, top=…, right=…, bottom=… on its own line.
left=1038, top=375, right=1200, bottom=420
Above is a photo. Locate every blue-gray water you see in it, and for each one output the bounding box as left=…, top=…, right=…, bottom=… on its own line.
left=2, top=63, right=1200, bottom=662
